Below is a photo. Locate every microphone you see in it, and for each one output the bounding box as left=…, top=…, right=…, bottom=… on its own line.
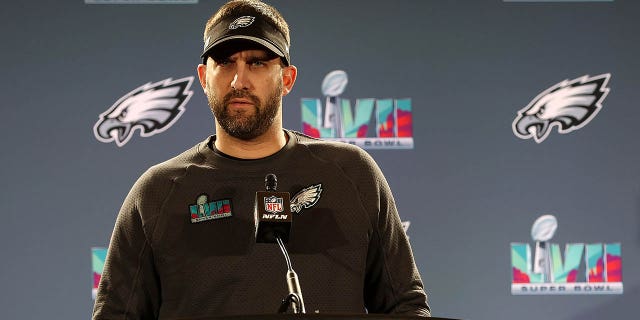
left=255, top=173, right=292, bottom=243
left=255, top=174, right=306, bottom=314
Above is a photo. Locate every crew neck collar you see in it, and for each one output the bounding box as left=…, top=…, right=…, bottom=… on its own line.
left=198, top=129, right=296, bottom=168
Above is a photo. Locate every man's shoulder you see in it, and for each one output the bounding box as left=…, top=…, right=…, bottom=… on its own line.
left=290, top=130, right=368, bottom=157
left=289, top=130, right=377, bottom=168
left=137, top=139, right=207, bottom=186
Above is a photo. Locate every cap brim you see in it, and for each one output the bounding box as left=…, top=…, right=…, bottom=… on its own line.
left=201, top=36, right=288, bottom=64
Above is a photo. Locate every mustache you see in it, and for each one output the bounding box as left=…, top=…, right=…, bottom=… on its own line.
left=222, top=89, right=260, bottom=106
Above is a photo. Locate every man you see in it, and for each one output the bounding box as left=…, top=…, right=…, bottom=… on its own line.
left=93, top=0, right=430, bottom=318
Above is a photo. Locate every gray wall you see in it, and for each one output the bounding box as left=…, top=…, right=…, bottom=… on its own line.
left=1, top=1, right=638, bottom=319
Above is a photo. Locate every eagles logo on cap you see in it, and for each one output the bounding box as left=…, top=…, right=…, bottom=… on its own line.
left=229, top=16, right=255, bottom=29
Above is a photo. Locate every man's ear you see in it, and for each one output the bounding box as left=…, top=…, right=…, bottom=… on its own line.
left=281, top=65, right=297, bottom=96
left=197, top=63, right=207, bottom=90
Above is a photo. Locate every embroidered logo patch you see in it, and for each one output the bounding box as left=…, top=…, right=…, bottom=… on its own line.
left=189, top=194, right=232, bottom=223
left=291, top=184, right=323, bottom=214
left=229, top=16, right=255, bottom=30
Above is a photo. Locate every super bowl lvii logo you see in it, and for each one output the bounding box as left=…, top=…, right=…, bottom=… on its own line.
left=92, top=247, right=107, bottom=299
left=301, top=70, right=414, bottom=149
left=510, top=215, right=623, bottom=295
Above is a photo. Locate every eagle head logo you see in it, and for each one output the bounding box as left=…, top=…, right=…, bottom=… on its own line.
left=93, top=77, right=194, bottom=147
left=512, top=74, right=611, bottom=143
left=291, top=184, right=323, bottom=214
left=229, top=16, right=255, bottom=30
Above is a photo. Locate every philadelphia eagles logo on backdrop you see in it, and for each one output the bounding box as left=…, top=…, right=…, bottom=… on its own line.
left=93, top=77, right=194, bottom=147
left=291, top=184, right=323, bottom=214
left=512, top=74, right=611, bottom=143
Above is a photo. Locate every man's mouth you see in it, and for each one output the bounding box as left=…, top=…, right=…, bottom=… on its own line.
left=229, top=98, right=253, bottom=105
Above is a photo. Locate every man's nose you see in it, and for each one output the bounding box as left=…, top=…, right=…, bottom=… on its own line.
left=230, top=64, right=250, bottom=90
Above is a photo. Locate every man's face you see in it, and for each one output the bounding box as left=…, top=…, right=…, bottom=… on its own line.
left=198, top=49, right=291, bottom=140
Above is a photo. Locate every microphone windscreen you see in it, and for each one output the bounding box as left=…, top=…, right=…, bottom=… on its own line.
left=265, top=173, right=277, bottom=191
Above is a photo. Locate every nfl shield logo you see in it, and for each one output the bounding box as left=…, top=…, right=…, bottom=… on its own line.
left=264, top=196, right=284, bottom=213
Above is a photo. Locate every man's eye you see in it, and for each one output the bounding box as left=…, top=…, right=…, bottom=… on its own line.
left=215, top=59, right=232, bottom=66
left=250, top=60, right=266, bottom=67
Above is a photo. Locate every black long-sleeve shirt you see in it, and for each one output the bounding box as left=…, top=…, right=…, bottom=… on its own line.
left=93, top=130, right=430, bottom=319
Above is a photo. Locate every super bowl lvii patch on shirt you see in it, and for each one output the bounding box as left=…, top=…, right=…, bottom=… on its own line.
left=189, top=194, right=232, bottom=223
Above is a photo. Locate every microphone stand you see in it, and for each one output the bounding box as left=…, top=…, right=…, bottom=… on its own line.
left=275, top=236, right=306, bottom=314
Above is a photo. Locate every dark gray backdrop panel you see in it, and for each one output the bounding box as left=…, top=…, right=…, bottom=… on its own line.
left=0, top=1, right=637, bottom=319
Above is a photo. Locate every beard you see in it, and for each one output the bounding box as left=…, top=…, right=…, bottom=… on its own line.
left=207, top=80, right=282, bottom=141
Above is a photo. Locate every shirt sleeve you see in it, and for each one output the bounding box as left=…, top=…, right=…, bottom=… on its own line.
left=92, top=176, right=161, bottom=320
left=360, top=153, right=431, bottom=317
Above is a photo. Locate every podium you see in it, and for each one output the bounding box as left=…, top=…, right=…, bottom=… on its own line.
left=189, top=314, right=458, bottom=320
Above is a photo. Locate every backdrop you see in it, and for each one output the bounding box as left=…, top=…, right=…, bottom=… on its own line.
left=1, top=1, right=638, bottom=319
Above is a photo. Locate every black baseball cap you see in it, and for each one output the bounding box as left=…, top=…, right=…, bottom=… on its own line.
left=201, top=8, right=290, bottom=66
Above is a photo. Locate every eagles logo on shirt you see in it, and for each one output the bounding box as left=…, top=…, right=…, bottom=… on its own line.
left=291, top=184, right=323, bottom=214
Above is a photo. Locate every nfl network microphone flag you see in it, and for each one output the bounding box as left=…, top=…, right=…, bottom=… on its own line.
left=255, top=176, right=292, bottom=243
